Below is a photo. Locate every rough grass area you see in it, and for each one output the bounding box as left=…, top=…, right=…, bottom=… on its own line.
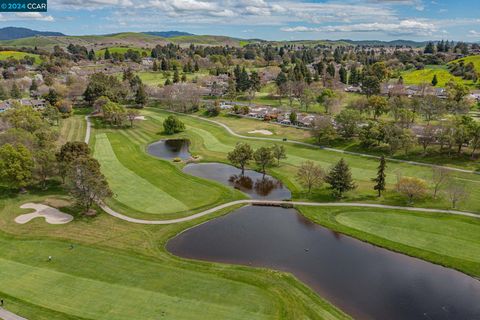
left=400, top=65, right=473, bottom=87
left=298, top=206, right=480, bottom=278
left=58, top=114, right=86, bottom=144
left=0, top=191, right=349, bottom=320
left=450, top=55, right=480, bottom=72
left=136, top=70, right=209, bottom=86
left=96, top=46, right=150, bottom=58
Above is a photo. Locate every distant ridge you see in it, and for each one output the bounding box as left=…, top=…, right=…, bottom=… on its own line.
left=340, top=39, right=429, bottom=47
left=144, top=31, right=194, bottom=38
left=0, top=27, right=65, bottom=40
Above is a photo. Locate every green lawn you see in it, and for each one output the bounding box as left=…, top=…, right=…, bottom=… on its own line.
left=91, top=117, right=244, bottom=219
left=0, top=191, right=348, bottom=320
left=400, top=65, right=473, bottom=87
left=137, top=70, right=209, bottom=86
left=58, top=114, right=86, bottom=144
left=299, top=206, right=480, bottom=277
left=0, top=50, right=41, bottom=64
left=146, top=107, right=480, bottom=212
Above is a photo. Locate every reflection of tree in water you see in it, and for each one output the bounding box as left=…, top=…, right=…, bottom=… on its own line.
left=254, top=177, right=282, bottom=197
left=229, top=175, right=253, bottom=190
left=165, top=139, right=188, bottom=152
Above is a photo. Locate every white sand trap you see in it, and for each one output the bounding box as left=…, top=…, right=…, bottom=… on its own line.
left=134, top=116, right=146, bottom=120
left=248, top=130, right=273, bottom=135
left=15, top=203, right=73, bottom=225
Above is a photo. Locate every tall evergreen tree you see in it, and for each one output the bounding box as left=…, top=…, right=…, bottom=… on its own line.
left=104, top=48, right=111, bottom=60
left=432, top=74, right=438, bottom=86
left=10, top=82, right=21, bottom=99
left=339, top=66, right=348, bottom=84
left=325, top=158, right=356, bottom=198
left=373, top=155, right=387, bottom=197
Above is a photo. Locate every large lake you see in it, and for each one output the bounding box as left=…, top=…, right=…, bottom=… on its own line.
left=168, top=206, right=480, bottom=320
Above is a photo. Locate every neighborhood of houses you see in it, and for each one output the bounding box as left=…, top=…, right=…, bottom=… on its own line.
left=0, top=98, right=46, bottom=113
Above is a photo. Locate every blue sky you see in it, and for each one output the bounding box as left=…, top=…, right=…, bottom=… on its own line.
left=0, top=0, right=479, bottom=41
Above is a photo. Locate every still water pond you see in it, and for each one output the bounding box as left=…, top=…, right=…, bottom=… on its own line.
left=147, top=139, right=191, bottom=160
left=167, top=206, right=480, bottom=320
left=183, top=163, right=291, bottom=200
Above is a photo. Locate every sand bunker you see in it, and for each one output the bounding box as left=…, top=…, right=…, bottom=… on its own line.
left=248, top=130, right=273, bottom=135
left=135, top=116, right=146, bottom=120
left=15, top=203, right=73, bottom=225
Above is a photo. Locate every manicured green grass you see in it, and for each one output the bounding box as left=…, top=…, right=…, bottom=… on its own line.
left=0, top=191, right=349, bottom=320
left=146, top=107, right=480, bottom=212
left=92, top=118, right=244, bottom=219
left=58, top=114, right=86, bottom=144
left=400, top=65, right=473, bottom=87
left=137, top=70, right=209, bottom=86
left=298, top=206, right=480, bottom=277
left=0, top=50, right=41, bottom=63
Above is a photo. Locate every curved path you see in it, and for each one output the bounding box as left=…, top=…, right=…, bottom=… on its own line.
left=100, top=200, right=479, bottom=225
left=168, top=111, right=480, bottom=175
left=85, top=115, right=479, bottom=225
left=0, top=308, right=27, bottom=320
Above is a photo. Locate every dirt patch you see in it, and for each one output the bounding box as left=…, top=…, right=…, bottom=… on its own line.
left=248, top=130, right=273, bottom=135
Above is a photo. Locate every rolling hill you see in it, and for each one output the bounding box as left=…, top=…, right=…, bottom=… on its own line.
left=0, top=27, right=64, bottom=40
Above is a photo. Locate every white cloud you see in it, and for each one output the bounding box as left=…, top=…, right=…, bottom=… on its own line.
left=281, top=19, right=436, bottom=36
left=0, top=12, right=54, bottom=21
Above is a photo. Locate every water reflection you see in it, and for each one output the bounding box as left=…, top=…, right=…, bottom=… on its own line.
left=168, top=206, right=480, bottom=320
left=183, top=163, right=291, bottom=200
left=147, top=139, right=191, bottom=160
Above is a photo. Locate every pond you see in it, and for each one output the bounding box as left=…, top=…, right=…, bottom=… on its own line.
left=147, top=139, right=191, bottom=160
left=183, top=163, right=291, bottom=200
left=167, top=206, right=480, bottom=320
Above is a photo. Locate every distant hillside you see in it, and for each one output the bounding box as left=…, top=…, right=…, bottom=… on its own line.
left=341, top=39, right=428, bottom=47
left=144, top=31, right=194, bottom=38
left=0, top=27, right=64, bottom=41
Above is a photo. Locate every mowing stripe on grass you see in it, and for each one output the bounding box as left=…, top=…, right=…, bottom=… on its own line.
left=94, top=133, right=188, bottom=214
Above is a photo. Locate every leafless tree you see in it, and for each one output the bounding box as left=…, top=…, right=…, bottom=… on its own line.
left=446, top=181, right=469, bottom=209
left=431, top=167, right=451, bottom=199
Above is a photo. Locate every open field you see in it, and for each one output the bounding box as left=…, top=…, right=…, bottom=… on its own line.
left=137, top=70, right=210, bottom=86
left=450, top=55, right=480, bottom=72
left=96, top=46, right=151, bottom=58
left=145, top=107, right=480, bottom=212
left=0, top=50, right=41, bottom=63
left=299, top=206, right=480, bottom=278
left=400, top=65, right=474, bottom=87
left=58, top=114, right=86, bottom=144
left=0, top=189, right=348, bottom=320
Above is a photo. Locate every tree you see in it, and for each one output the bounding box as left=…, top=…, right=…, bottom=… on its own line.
left=368, top=96, right=389, bottom=120
left=34, top=149, right=57, bottom=189
left=431, top=74, right=438, bottom=86
left=67, top=156, right=112, bottom=213
left=104, top=48, right=111, bottom=60
left=163, top=115, right=185, bottom=134
left=325, top=158, right=356, bottom=198
left=29, top=79, right=38, bottom=93
left=84, top=73, right=127, bottom=104
left=10, top=82, right=21, bottom=99
left=446, top=181, right=469, bottom=209
left=431, top=167, right=451, bottom=199
left=296, top=161, right=325, bottom=194
left=56, top=141, right=90, bottom=183
left=396, top=177, right=427, bottom=204
left=135, top=84, right=147, bottom=106
left=173, top=69, right=180, bottom=83
left=361, top=76, right=381, bottom=97
left=227, top=142, right=253, bottom=175
left=0, top=143, right=34, bottom=190
left=271, top=144, right=286, bottom=166
left=254, top=147, right=274, bottom=175
left=335, top=109, right=363, bottom=138
left=126, top=108, right=140, bottom=127
left=289, top=110, right=297, bottom=124
left=339, top=66, right=348, bottom=84
left=312, top=117, right=337, bottom=144
left=248, top=71, right=261, bottom=103
left=3, top=104, right=45, bottom=133
left=373, top=156, right=387, bottom=197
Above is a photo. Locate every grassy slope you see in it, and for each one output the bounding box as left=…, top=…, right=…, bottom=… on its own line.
left=0, top=191, right=347, bottom=320
left=450, top=55, right=480, bottom=72
left=401, top=65, right=473, bottom=87
left=298, top=206, right=480, bottom=278
left=0, top=50, right=41, bottom=63
left=146, top=107, right=480, bottom=212
left=95, top=47, right=151, bottom=58
left=137, top=70, right=209, bottom=86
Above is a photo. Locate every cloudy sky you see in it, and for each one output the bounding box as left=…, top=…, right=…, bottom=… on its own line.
left=1, top=0, right=479, bottom=41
